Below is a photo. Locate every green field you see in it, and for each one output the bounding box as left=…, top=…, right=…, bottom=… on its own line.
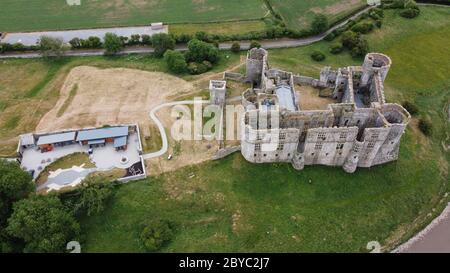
left=269, top=0, right=367, bottom=29
left=78, top=7, right=450, bottom=252
left=0, top=1, right=371, bottom=33
left=0, top=0, right=267, bottom=32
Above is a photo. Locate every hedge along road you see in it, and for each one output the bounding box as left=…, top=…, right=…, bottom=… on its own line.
left=0, top=5, right=377, bottom=59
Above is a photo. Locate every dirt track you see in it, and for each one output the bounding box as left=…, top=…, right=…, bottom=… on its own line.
left=36, top=66, right=194, bottom=132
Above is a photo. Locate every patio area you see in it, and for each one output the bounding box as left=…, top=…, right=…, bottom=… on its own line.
left=20, top=132, right=142, bottom=180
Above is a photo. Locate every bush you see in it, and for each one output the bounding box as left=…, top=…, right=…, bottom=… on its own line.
left=195, top=31, right=210, bottom=42
left=418, top=118, right=432, bottom=136
left=187, top=62, right=209, bottom=75
left=69, top=38, right=83, bottom=49
left=164, top=50, right=187, bottom=74
left=341, top=31, right=360, bottom=49
left=400, top=8, right=420, bottom=18
left=249, top=40, right=261, bottom=49
left=173, top=33, right=192, bottom=44
left=351, top=22, right=374, bottom=34
left=141, top=34, right=152, bottom=45
left=129, top=34, right=141, bottom=46
left=139, top=219, right=175, bottom=252
left=152, top=33, right=176, bottom=57
left=38, top=36, right=67, bottom=58
left=231, top=42, right=240, bottom=53
left=402, top=101, right=419, bottom=115
left=311, top=51, right=326, bottom=61
left=103, top=33, right=123, bottom=55
left=86, top=36, right=102, bottom=48
left=324, top=32, right=335, bottom=41
left=375, top=19, right=383, bottom=28
left=329, top=42, right=344, bottom=54
left=369, top=8, right=385, bottom=20
left=186, top=39, right=219, bottom=64
left=350, top=38, right=369, bottom=58
left=311, top=14, right=329, bottom=34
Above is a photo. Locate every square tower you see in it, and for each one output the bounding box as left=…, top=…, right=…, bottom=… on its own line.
left=209, top=80, right=227, bottom=105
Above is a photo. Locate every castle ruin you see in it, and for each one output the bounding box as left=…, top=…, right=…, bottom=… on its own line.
left=240, top=48, right=411, bottom=173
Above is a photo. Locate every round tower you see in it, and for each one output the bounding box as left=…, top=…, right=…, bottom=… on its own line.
left=361, top=53, right=392, bottom=86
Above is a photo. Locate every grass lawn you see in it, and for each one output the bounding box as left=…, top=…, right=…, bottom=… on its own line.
left=0, top=0, right=267, bottom=32
left=169, top=21, right=268, bottom=36
left=36, top=152, right=95, bottom=186
left=79, top=7, right=450, bottom=252
left=269, top=0, right=367, bottom=30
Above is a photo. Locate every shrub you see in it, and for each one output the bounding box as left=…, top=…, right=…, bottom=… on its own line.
left=249, top=40, right=261, bottom=49
left=341, top=31, right=360, bottom=49
left=329, top=43, right=344, bottom=54
left=186, top=39, right=219, bottom=64
left=129, top=34, right=141, bottom=45
left=173, top=33, right=192, bottom=44
left=400, top=8, right=420, bottom=18
left=164, top=50, right=187, bottom=74
left=310, top=14, right=329, bottom=34
left=187, top=62, right=209, bottom=75
left=38, top=36, right=67, bottom=58
left=141, top=34, right=152, bottom=45
left=231, top=42, right=241, bottom=53
left=69, top=38, right=83, bottom=49
left=195, top=31, right=210, bottom=42
left=351, top=22, right=374, bottom=34
left=402, top=101, right=419, bottom=115
left=12, top=43, right=27, bottom=52
left=139, top=219, right=175, bottom=252
left=202, top=60, right=213, bottom=70
left=86, top=36, right=102, bottom=48
left=350, top=38, right=369, bottom=58
left=324, top=32, right=335, bottom=41
left=152, top=33, right=176, bottom=57
left=311, top=51, right=326, bottom=61
left=103, top=33, right=123, bottom=55
left=375, top=19, right=383, bottom=28
left=418, top=118, right=432, bottom=136
left=369, top=8, right=384, bottom=19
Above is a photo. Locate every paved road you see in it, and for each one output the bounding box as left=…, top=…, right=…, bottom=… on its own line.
left=0, top=5, right=376, bottom=59
left=394, top=202, right=450, bottom=253
left=1, top=25, right=169, bottom=46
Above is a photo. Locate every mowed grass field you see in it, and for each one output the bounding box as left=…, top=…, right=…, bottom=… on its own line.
left=269, top=0, right=367, bottom=30
left=78, top=7, right=450, bottom=252
left=0, top=0, right=267, bottom=32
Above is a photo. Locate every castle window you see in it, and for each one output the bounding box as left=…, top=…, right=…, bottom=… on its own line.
left=256, top=133, right=262, bottom=141
left=344, top=120, right=349, bottom=126
left=279, top=132, right=286, bottom=140
left=318, top=132, right=326, bottom=141
left=336, top=143, right=344, bottom=150
left=371, top=133, right=379, bottom=139
left=367, top=141, right=376, bottom=149
left=340, top=132, right=347, bottom=139
left=255, top=143, right=261, bottom=152
left=277, top=143, right=284, bottom=151
left=315, top=143, right=323, bottom=150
